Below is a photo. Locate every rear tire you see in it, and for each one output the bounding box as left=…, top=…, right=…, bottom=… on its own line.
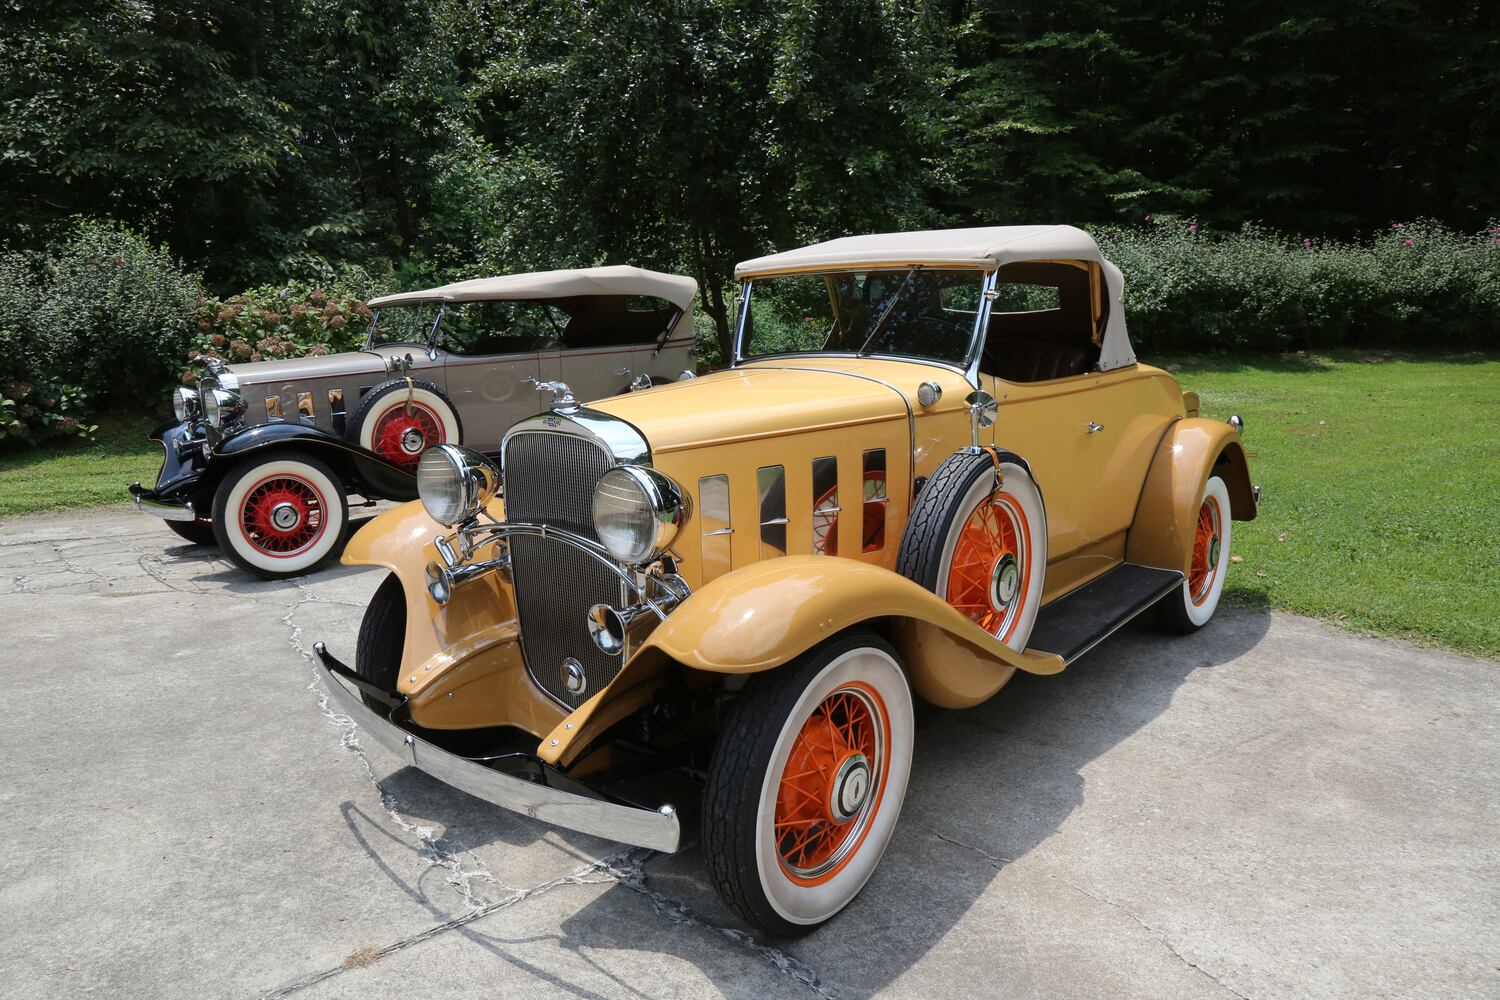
left=1158, top=475, right=1232, bottom=633
left=212, top=450, right=349, bottom=579
left=355, top=573, right=406, bottom=710
left=165, top=519, right=216, bottom=546
left=703, top=631, right=914, bottom=936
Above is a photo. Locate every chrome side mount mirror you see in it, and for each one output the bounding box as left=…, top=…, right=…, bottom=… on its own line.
left=964, top=389, right=998, bottom=452
left=629, top=373, right=653, bottom=393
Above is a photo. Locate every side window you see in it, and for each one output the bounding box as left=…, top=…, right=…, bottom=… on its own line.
left=441, top=301, right=560, bottom=356
left=981, top=261, right=1102, bottom=383
left=561, top=295, right=679, bottom=350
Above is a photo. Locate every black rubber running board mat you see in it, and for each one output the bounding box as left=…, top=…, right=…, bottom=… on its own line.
left=1028, top=563, right=1185, bottom=664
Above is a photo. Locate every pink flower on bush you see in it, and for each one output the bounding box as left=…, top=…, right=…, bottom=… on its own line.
left=1392, top=222, right=1405, bottom=230
left=329, top=315, right=347, bottom=328
left=1303, top=238, right=1312, bottom=249
left=1404, top=239, right=1414, bottom=247
left=1188, top=223, right=1197, bottom=233
left=58, top=417, right=79, bottom=432
left=1144, top=214, right=1153, bottom=223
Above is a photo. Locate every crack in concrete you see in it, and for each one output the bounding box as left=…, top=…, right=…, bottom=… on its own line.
left=285, top=580, right=512, bottom=910
left=255, top=850, right=632, bottom=1000
left=917, top=822, right=1252, bottom=1000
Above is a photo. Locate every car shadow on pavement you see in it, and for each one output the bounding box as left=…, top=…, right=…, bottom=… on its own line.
left=331, top=607, right=1273, bottom=997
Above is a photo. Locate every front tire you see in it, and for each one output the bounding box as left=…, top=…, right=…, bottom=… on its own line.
left=355, top=573, right=405, bottom=710
left=703, top=631, right=914, bottom=935
left=1158, top=475, right=1232, bottom=632
left=212, top=450, right=349, bottom=579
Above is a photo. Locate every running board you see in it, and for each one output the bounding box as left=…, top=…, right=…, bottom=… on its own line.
left=1028, top=563, right=1185, bottom=665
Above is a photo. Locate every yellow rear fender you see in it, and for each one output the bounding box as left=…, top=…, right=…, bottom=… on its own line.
left=1126, top=418, right=1257, bottom=576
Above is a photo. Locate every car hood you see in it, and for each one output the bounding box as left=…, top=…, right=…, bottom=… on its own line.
left=216, top=346, right=411, bottom=388
left=587, top=358, right=947, bottom=455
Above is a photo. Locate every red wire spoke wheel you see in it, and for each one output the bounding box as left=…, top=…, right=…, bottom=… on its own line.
left=897, top=450, right=1047, bottom=654
left=212, top=451, right=348, bottom=579
left=369, top=401, right=443, bottom=469
left=1188, top=493, right=1223, bottom=606
left=943, top=491, right=1031, bottom=642
left=1160, top=474, right=1233, bottom=632
left=704, top=633, right=914, bottom=935
left=773, top=682, right=890, bottom=883
left=238, top=474, right=327, bottom=555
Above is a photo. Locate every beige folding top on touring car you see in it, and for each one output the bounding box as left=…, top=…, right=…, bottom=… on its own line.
left=368, top=265, right=698, bottom=312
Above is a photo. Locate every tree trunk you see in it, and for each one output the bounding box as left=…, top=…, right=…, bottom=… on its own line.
left=702, top=265, right=732, bottom=366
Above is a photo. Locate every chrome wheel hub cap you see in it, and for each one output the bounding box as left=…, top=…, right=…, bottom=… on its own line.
left=270, top=502, right=302, bottom=531
left=990, top=553, right=1019, bottom=610
left=1208, top=535, right=1221, bottom=569
left=830, top=753, right=871, bottom=824
left=400, top=428, right=426, bottom=455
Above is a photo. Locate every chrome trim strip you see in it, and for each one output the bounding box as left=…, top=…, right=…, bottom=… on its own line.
left=501, top=406, right=652, bottom=469
left=313, top=651, right=681, bottom=853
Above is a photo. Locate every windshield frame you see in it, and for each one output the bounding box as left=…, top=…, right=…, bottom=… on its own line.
left=731, top=266, right=997, bottom=386
left=366, top=301, right=445, bottom=353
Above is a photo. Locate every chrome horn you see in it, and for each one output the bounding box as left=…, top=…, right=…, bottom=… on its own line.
left=585, top=573, right=690, bottom=655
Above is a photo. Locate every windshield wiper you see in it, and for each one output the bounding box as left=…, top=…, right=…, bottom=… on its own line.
left=855, top=267, right=918, bottom=356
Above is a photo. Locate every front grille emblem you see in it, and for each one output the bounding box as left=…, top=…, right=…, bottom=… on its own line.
left=544, top=415, right=562, bottom=428
left=561, top=657, right=587, bottom=695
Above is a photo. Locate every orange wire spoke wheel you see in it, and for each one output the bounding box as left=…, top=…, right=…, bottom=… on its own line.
left=1188, top=494, right=1223, bottom=606
left=239, top=475, right=327, bottom=556
left=370, top=401, right=443, bottom=469
left=773, top=682, right=891, bottom=885
left=945, top=490, right=1031, bottom=642
left=811, top=470, right=887, bottom=556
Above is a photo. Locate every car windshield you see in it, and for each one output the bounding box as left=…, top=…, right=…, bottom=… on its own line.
left=370, top=300, right=566, bottom=355
left=739, top=268, right=984, bottom=367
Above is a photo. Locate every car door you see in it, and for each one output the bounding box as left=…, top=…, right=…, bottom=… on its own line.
left=438, top=302, right=547, bottom=454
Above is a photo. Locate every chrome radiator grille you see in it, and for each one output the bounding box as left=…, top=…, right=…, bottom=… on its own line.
left=503, top=431, right=622, bottom=708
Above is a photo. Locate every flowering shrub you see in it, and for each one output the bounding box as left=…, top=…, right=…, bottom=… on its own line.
left=1090, top=219, right=1500, bottom=350
left=1, top=379, right=97, bottom=446
left=181, top=281, right=373, bottom=384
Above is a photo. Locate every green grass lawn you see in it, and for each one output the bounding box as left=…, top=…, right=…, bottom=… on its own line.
left=1172, top=352, right=1500, bottom=658
left=0, top=414, right=164, bottom=517
left=3, top=354, right=1497, bottom=657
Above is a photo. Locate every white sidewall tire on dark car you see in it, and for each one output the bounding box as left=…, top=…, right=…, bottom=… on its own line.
left=703, top=631, right=914, bottom=936
left=349, top=379, right=461, bottom=470
left=212, top=450, right=349, bottom=578
left=1159, top=474, right=1232, bottom=632
left=897, top=451, right=1047, bottom=652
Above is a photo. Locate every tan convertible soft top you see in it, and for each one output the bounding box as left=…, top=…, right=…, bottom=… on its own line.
left=368, top=265, right=698, bottom=312
left=734, top=225, right=1136, bottom=372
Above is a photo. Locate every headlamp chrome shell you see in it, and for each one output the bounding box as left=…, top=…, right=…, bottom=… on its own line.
left=591, top=465, right=687, bottom=566
left=172, top=386, right=199, bottom=421
left=202, top=387, right=244, bottom=429
left=417, top=443, right=500, bottom=527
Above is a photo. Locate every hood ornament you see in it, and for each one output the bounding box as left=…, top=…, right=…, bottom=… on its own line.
left=527, top=378, right=580, bottom=413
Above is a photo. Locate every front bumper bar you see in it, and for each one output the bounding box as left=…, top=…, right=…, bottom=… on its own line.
left=312, top=643, right=681, bottom=853
left=127, top=482, right=197, bottom=522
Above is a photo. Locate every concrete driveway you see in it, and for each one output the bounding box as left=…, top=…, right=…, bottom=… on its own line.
left=2, top=505, right=1496, bottom=1000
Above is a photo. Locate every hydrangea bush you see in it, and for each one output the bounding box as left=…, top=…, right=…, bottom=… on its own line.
left=182, top=281, right=373, bottom=384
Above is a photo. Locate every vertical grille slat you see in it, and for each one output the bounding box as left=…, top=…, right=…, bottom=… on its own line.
left=503, top=431, right=620, bottom=708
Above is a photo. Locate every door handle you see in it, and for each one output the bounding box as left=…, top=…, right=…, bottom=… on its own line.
left=1085, top=421, right=1105, bottom=435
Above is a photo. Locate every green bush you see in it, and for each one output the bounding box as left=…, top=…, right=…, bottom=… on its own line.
left=183, top=280, right=373, bottom=384
left=1091, top=219, right=1500, bottom=351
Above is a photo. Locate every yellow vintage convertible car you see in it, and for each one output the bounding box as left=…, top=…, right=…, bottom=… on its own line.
left=314, top=225, right=1257, bottom=934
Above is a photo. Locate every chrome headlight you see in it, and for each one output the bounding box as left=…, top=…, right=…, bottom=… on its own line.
left=592, top=465, right=686, bottom=566
left=202, top=388, right=243, bottom=429
left=418, top=444, right=499, bottom=527
left=172, top=386, right=199, bottom=421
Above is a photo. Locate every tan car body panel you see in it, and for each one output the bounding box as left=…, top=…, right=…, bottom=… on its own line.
left=342, top=357, right=1254, bottom=749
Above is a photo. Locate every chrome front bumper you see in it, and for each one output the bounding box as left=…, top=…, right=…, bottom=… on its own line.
left=127, top=482, right=197, bottom=522
left=312, top=643, right=682, bottom=853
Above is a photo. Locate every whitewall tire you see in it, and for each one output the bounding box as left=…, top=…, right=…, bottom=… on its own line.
left=349, top=379, right=461, bottom=470
left=897, top=451, right=1047, bottom=652
left=212, top=450, right=348, bottom=579
left=1159, top=474, right=1232, bottom=632
left=704, top=631, right=914, bottom=935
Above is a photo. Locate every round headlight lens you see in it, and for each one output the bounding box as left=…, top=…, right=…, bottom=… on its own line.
left=592, top=466, right=685, bottom=566
left=418, top=444, right=498, bottom=527
left=202, top=388, right=243, bottom=429
left=172, top=386, right=199, bottom=421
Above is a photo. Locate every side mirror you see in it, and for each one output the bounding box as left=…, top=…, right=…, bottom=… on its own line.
left=964, top=389, right=998, bottom=452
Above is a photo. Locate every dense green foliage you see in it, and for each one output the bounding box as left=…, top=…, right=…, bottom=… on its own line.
left=185, top=283, right=373, bottom=384
left=2, top=1, right=1493, bottom=305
